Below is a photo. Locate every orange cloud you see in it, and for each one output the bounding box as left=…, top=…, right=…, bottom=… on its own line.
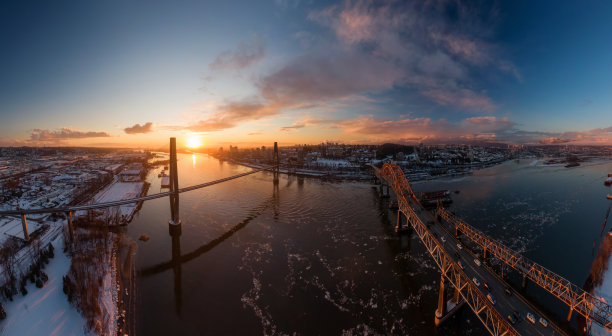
left=30, top=128, right=110, bottom=142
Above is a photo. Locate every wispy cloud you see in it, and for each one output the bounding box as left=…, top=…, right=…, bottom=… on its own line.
left=171, top=97, right=280, bottom=132
left=30, top=128, right=110, bottom=141
left=209, top=35, right=266, bottom=71
left=124, top=122, right=153, bottom=134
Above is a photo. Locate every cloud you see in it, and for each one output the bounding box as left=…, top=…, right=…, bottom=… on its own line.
left=209, top=35, right=266, bottom=71
left=539, top=137, right=572, bottom=144
left=124, top=122, right=153, bottom=134
left=30, top=128, right=110, bottom=141
left=304, top=115, right=514, bottom=143
left=421, top=89, right=497, bottom=112
left=279, top=123, right=305, bottom=132
left=176, top=97, right=280, bottom=132
left=188, top=1, right=521, bottom=133
left=259, top=54, right=401, bottom=105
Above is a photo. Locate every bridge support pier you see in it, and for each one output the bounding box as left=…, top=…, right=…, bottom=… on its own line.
left=21, top=213, right=29, bottom=241
left=66, top=211, right=74, bottom=242
left=396, top=210, right=403, bottom=232
left=434, top=275, right=447, bottom=326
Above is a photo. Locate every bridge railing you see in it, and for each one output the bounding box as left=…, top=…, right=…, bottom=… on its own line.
left=436, top=205, right=612, bottom=330
left=380, top=163, right=519, bottom=336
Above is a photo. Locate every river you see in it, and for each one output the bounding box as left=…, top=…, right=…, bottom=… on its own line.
left=125, top=154, right=612, bottom=335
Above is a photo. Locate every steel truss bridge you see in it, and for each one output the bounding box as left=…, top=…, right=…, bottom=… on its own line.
left=373, top=162, right=612, bottom=335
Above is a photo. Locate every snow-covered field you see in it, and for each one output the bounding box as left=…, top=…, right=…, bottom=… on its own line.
left=0, top=217, right=43, bottom=245
left=77, top=180, right=144, bottom=223
left=0, top=235, right=87, bottom=335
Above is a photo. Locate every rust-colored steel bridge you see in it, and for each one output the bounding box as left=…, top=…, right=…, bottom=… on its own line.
left=373, top=162, right=612, bottom=335
left=436, top=205, right=612, bottom=330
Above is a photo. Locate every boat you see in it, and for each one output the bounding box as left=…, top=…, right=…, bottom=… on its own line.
left=607, top=194, right=612, bottom=200
left=605, top=177, right=612, bottom=186
left=161, top=176, right=170, bottom=188
left=418, top=190, right=452, bottom=208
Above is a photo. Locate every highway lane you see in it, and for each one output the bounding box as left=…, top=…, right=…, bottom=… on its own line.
left=407, top=201, right=565, bottom=336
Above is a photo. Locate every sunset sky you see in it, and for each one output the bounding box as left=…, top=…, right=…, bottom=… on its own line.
left=1, top=0, right=612, bottom=148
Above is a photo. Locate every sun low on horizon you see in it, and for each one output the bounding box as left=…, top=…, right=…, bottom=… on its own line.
left=185, top=134, right=204, bottom=149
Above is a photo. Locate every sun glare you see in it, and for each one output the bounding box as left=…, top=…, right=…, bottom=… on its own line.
left=186, top=135, right=203, bottom=149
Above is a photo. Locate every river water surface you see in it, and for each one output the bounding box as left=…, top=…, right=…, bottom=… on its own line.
left=126, top=154, right=612, bottom=335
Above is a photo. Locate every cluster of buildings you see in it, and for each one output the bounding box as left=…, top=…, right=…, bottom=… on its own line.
left=213, top=142, right=519, bottom=180
left=0, top=148, right=150, bottom=243
left=214, top=142, right=612, bottom=181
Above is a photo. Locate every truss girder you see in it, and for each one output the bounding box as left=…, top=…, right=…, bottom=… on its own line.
left=436, top=205, right=612, bottom=330
left=375, top=163, right=519, bottom=336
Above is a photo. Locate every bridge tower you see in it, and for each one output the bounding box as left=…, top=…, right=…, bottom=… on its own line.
left=169, top=137, right=181, bottom=234
left=20, top=213, right=29, bottom=241
left=273, top=142, right=279, bottom=185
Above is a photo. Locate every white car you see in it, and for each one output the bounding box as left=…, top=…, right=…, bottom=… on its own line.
left=474, top=259, right=481, bottom=266
left=526, top=312, right=536, bottom=324
left=457, top=243, right=463, bottom=250
left=472, top=277, right=480, bottom=286
left=486, top=293, right=496, bottom=305
left=539, top=317, right=548, bottom=327
left=441, top=236, right=446, bottom=243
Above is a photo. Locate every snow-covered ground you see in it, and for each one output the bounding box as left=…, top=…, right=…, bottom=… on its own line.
left=0, top=234, right=87, bottom=335
left=0, top=217, right=43, bottom=245
left=77, top=180, right=145, bottom=223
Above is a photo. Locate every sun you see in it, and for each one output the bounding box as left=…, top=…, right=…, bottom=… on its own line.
left=186, top=135, right=203, bottom=149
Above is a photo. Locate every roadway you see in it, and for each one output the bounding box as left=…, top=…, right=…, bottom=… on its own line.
left=406, top=197, right=565, bottom=336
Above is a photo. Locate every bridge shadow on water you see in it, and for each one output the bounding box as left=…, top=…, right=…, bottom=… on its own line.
left=137, top=182, right=281, bottom=314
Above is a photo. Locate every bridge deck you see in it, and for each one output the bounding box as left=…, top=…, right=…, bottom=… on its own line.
left=408, top=198, right=564, bottom=336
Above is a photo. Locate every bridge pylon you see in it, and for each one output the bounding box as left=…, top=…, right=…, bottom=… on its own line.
left=20, top=213, right=29, bottom=241
left=168, top=137, right=181, bottom=232
left=273, top=142, right=279, bottom=185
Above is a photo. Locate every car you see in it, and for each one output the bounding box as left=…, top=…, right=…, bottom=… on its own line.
left=486, top=293, right=496, bottom=305
left=507, top=314, right=517, bottom=325
left=457, top=260, right=464, bottom=269
left=504, top=287, right=512, bottom=296
left=483, top=282, right=490, bottom=291
left=539, top=317, right=548, bottom=327
left=441, top=236, right=446, bottom=243
left=457, top=243, right=463, bottom=250
left=526, top=312, right=536, bottom=324
left=472, top=277, right=480, bottom=286
left=513, top=311, right=523, bottom=322
left=474, top=258, right=481, bottom=266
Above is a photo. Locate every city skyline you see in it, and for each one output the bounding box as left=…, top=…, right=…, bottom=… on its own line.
left=2, top=0, right=612, bottom=148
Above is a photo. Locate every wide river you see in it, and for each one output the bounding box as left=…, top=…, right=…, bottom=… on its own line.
left=125, top=154, right=612, bottom=335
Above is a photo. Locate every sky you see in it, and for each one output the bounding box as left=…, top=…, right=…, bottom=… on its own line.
left=1, top=0, right=612, bottom=149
